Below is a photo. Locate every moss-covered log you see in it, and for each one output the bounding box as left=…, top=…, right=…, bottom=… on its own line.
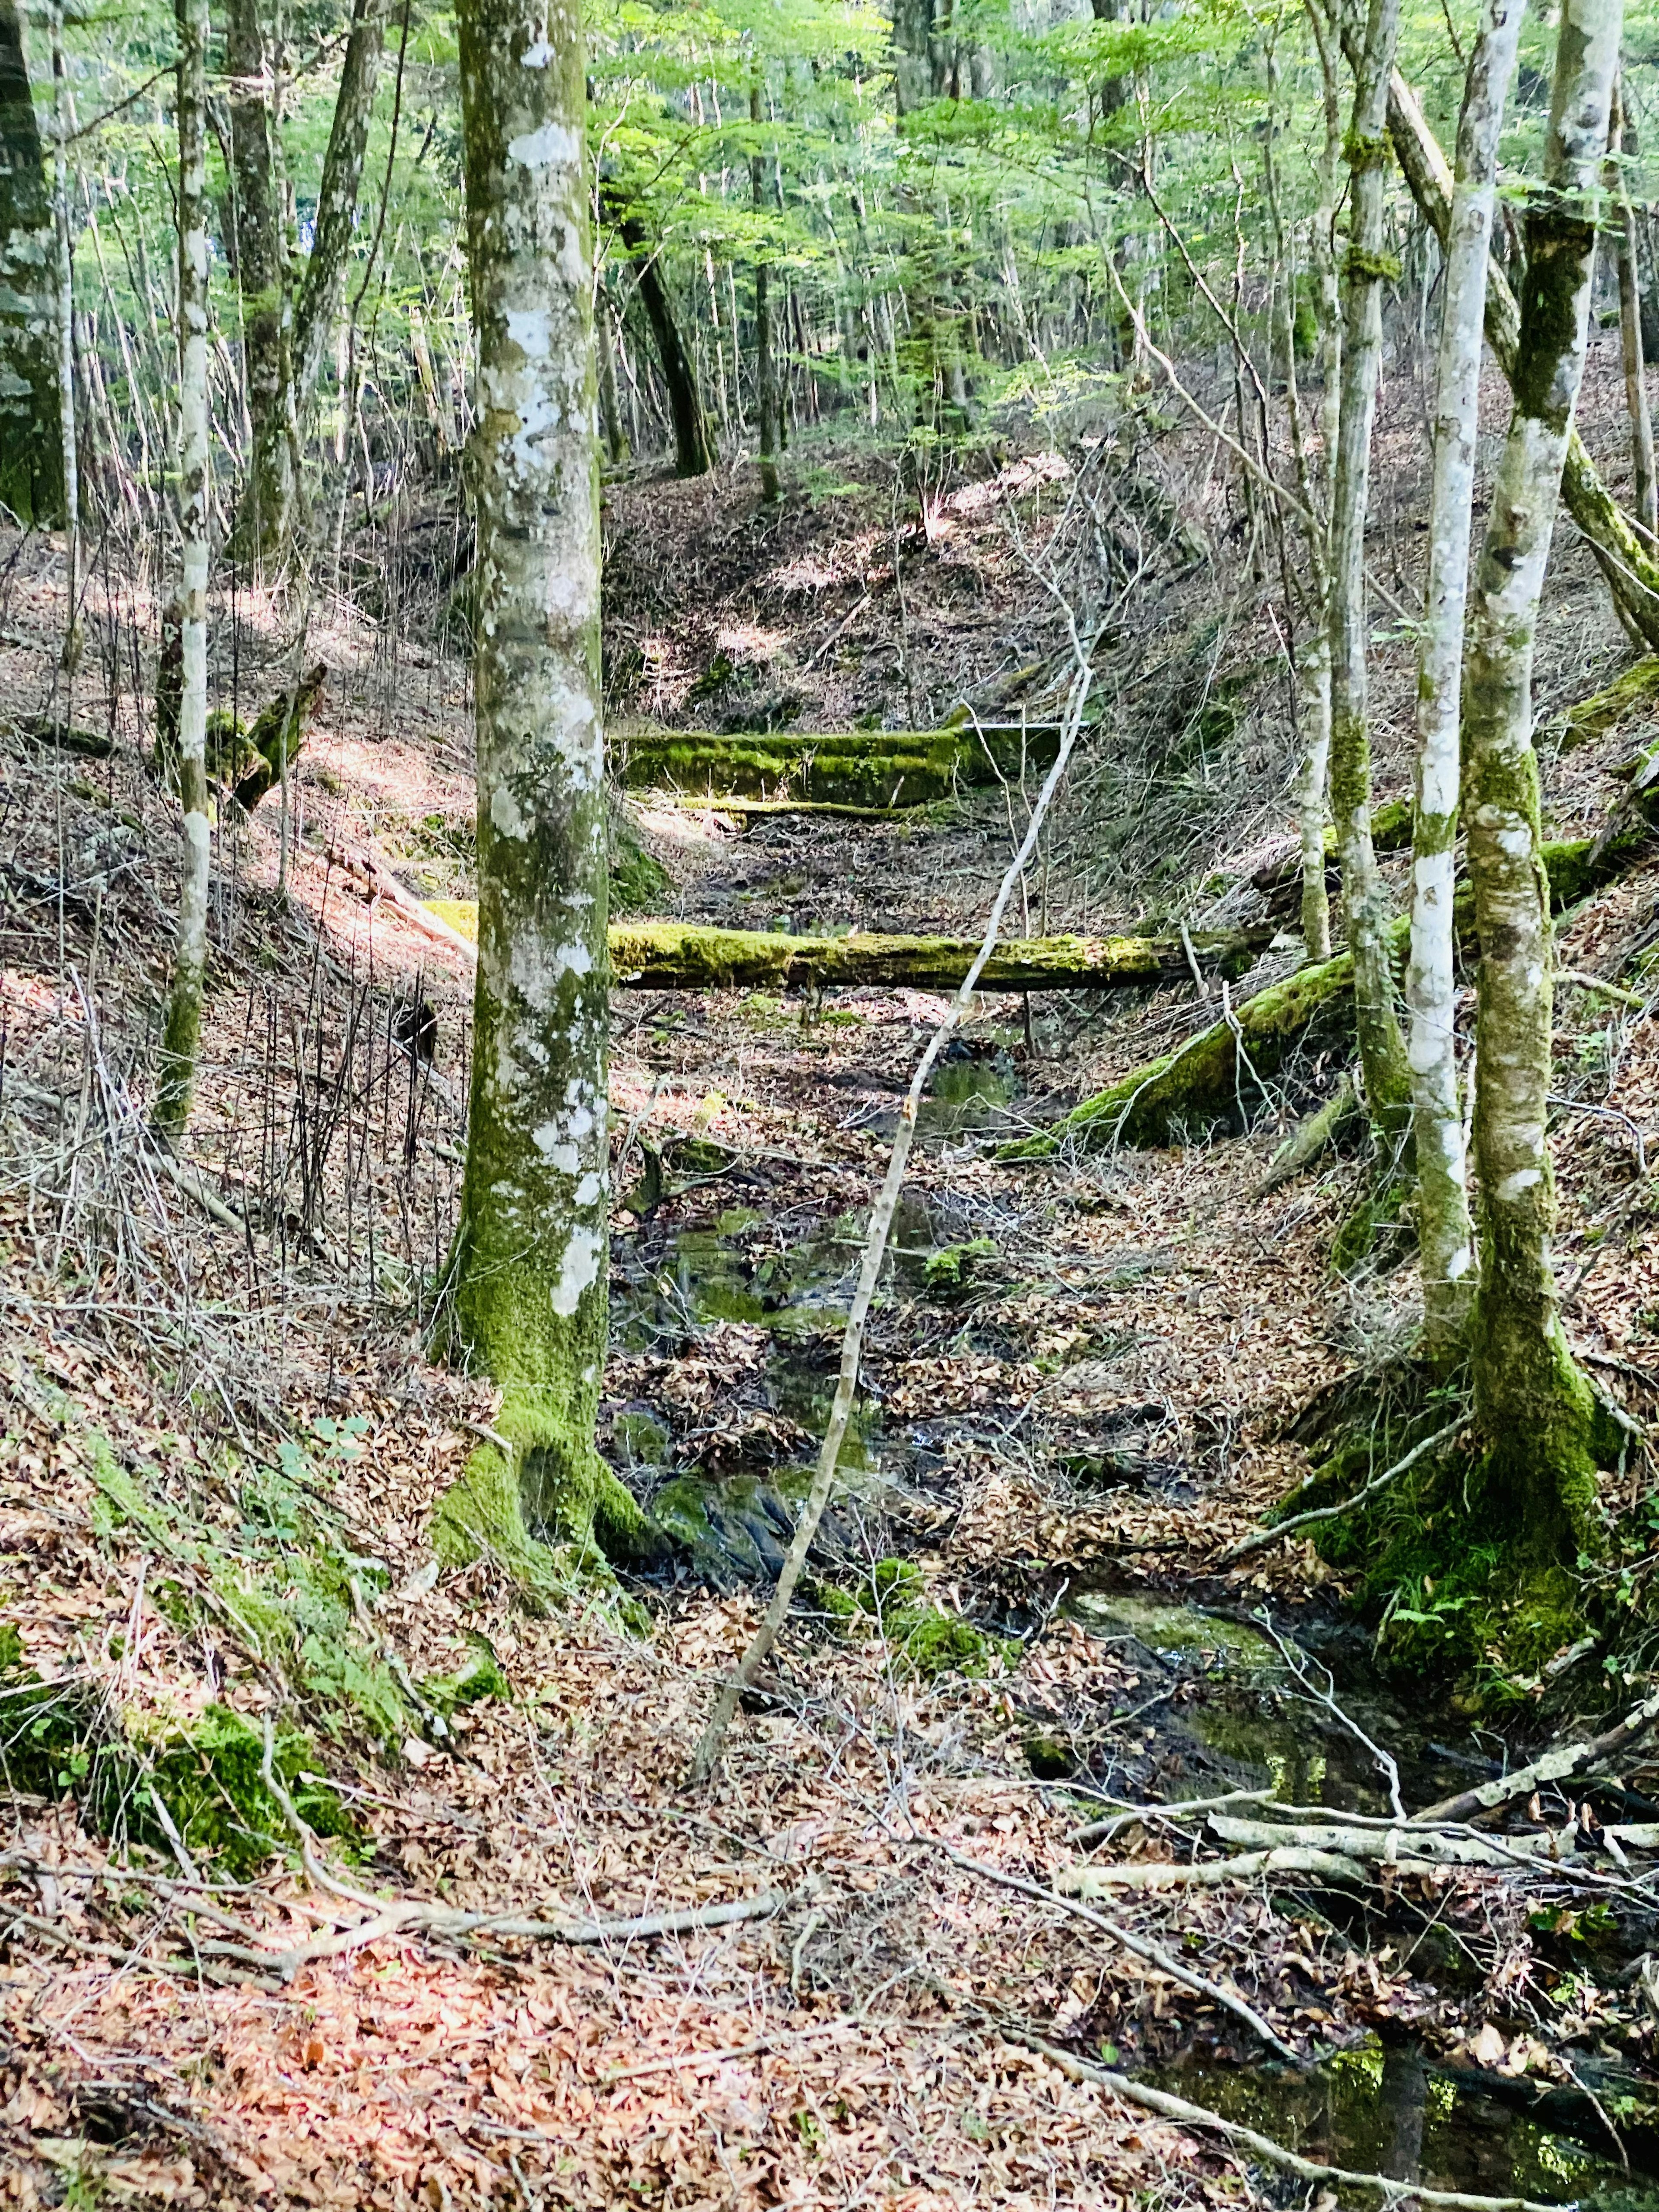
left=1252, top=795, right=1414, bottom=906
left=225, top=663, right=328, bottom=811
left=425, top=903, right=1271, bottom=992
left=1010, top=829, right=1643, bottom=1157
left=1551, top=655, right=1659, bottom=755
left=614, top=724, right=1061, bottom=807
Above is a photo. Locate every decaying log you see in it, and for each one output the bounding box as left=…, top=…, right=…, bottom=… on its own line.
left=407, top=896, right=1273, bottom=995
left=227, top=661, right=328, bottom=811
left=1551, top=655, right=1659, bottom=755
left=1418, top=1686, right=1659, bottom=1823
left=614, top=722, right=1062, bottom=808
left=607, top=918, right=1271, bottom=993
left=1007, top=825, right=1654, bottom=1157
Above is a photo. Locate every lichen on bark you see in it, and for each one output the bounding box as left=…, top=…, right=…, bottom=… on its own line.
left=1462, top=0, right=1623, bottom=1587
left=442, top=0, right=642, bottom=1571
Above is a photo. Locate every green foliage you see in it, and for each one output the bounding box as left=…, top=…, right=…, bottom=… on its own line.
left=422, top=1635, right=511, bottom=1716
left=87, top=1431, right=410, bottom=1746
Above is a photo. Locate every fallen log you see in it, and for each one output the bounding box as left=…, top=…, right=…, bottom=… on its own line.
left=227, top=661, right=328, bottom=811
left=415, top=898, right=1272, bottom=994
left=608, top=919, right=1269, bottom=993
left=614, top=722, right=1061, bottom=808
left=1006, top=829, right=1650, bottom=1157
left=1551, top=655, right=1659, bottom=756
left=1418, top=1686, right=1659, bottom=1824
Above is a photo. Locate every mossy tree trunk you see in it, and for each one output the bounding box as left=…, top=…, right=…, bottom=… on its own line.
left=0, top=0, right=61, bottom=526
left=451, top=0, right=641, bottom=1560
left=155, top=0, right=211, bottom=1142
left=1290, top=0, right=1344, bottom=964
left=45, top=2, right=76, bottom=670
left=289, top=0, right=386, bottom=437
left=1389, top=60, right=1659, bottom=651
left=225, top=0, right=290, bottom=567
left=1326, top=0, right=1411, bottom=1148
left=1610, top=76, right=1657, bottom=540
left=1464, top=0, right=1621, bottom=1564
left=1407, top=0, right=1526, bottom=1358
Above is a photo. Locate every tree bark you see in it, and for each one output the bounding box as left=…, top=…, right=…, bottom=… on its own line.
left=750, top=76, right=778, bottom=502
left=45, top=3, right=75, bottom=669
left=1326, top=0, right=1411, bottom=1146
left=609, top=197, right=711, bottom=478
left=290, top=0, right=387, bottom=420
left=0, top=3, right=59, bottom=526
left=1464, top=0, right=1622, bottom=1569
left=156, top=0, right=212, bottom=1143
left=1387, top=60, right=1659, bottom=650
left=1407, top=0, right=1526, bottom=1358
left=1610, top=76, right=1657, bottom=540
left=450, top=0, right=640, bottom=1559
left=224, top=0, right=289, bottom=565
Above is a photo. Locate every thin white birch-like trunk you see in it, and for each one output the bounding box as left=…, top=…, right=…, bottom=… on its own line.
left=46, top=2, right=75, bottom=670
left=155, top=0, right=211, bottom=1141
left=445, top=0, right=641, bottom=1559
left=1610, top=76, right=1657, bottom=540
left=1465, top=0, right=1622, bottom=1561
left=1327, top=0, right=1411, bottom=1142
left=1406, top=0, right=1527, bottom=1357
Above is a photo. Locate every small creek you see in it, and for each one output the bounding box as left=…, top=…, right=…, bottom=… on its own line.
left=607, top=1050, right=1659, bottom=2202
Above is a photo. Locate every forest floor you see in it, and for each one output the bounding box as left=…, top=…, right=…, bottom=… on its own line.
left=3, top=370, right=1659, bottom=2207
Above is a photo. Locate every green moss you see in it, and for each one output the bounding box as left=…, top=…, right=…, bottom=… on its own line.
left=814, top=1559, right=1018, bottom=1680
left=1553, top=656, right=1659, bottom=754
left=922, top=1237, right=998, bottom=1299
left=0, top=1639, right=354, bottom=1877
left=422, top=1635, right=510, bottom=1715
left=609, top=811, right=672, bottom=915
left=1283, top=1365, right=1613, bottom=1694
left=1023, top=1731, right=1073, bottom=1779
left=615, top=724, right=1062, bottom=808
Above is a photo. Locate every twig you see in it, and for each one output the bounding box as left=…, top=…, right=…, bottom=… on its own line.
left=1249, top=1610, right=1408, bottom=1821
left=1219, top=1416, right=1468, bottom=1564
left=687, top=654, right=1097, bottom=1786
left=1006, top=2029, right=1568, bottom=2211
left=931, top=1840, right=1303, bottom=2066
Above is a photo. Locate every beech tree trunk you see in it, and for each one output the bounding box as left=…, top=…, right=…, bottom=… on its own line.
left=225, top=0, right=289, bottom=564
left=750, top=76, right=779, bottom=502
left=1388, top=60, right=1659, bottom=649
left=1407, top=0, right=1526, bottom=1357
left=1464, top=0, right=1621, bottom=1570
left=0, top=1, right=60, bottom=525
left=1326, top=0, right=1410, bottom=1147
left=290, top=0, right=387, bottom=416
left=1610, top=77, right=1657, bottom=541
left=610, top=198, right=711, bottom=479
left=45, top=3, right=75, bottom=668
left=450, top=0, right=641, bottom=1559
left=156, top=0, right=211, bottom=1141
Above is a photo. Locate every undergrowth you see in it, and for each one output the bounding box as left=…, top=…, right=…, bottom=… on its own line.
left=815, top=1558, right=1019, bottom=1681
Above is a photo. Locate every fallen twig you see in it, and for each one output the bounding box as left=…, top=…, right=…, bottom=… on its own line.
left=1219, top=1417, right=1469, bottom=1566
left=931, top=1839, right=1303, bottom=2066
left=1419, top=1686, right=1659, bottom=1822
left=1007, top=2028, right=1570, bottom=2211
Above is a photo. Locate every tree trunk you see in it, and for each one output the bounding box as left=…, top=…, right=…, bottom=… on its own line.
left=155, top=0, right=212, bottom=1143
left=450, top=0, right=641, bottom=1562
left=610, top=199, right=711, bottom=478
left=0, top=2, right=60, bottom=525
left=1295, top=635, right=1334, bottom=960
left=1387, top=60, right=1659, bottom=650
left=45, top=3, right=75, bottom=669
left=1407, top=0, right=1526, bottom=1359
left=597, top=291, right=628, bottom=467
left=224, top=0, right=289, bottom=565
left=1610, top=76, right=1657, bottom=540
left=289, top=0, right=387, bottom=418
left=750, top=76, right=778, bottom=502
left=1464, top=0, right=1622, bottom=1572
left=1327, top=0, right=1411, bottom=1149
